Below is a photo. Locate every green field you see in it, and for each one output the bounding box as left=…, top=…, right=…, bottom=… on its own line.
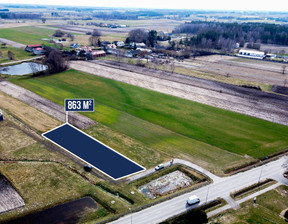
left=0, top=46, right=33, bottom=64
left=0, top=26, right=55, bottom=45
left=10, top=69, right=288, bottom=174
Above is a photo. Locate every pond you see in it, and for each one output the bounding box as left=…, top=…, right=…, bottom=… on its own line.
left=0, top=62, right=48, bottom=75
left=4, top=196, right=98, bottom=224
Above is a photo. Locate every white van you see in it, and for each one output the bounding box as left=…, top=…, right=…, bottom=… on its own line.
left=187, top=195, right=200, bottom=205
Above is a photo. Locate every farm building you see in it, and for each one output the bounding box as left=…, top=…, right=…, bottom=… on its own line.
left=237, top=49, right=265, bottom=59
left=25, top=45, right=42, bottom=52
left=90, top=50, right=106, bottom=59
left=32, top=47, right=45, bottom=55
left=0, top=109, right=3, bottom=121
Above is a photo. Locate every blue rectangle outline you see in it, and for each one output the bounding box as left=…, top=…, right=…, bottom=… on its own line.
left=42, top=123, right=146, bottom=180
left=64, top=99, right=95, bottom=112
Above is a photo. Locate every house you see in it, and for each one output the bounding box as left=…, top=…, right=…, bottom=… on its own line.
left=106, top=44, right=117, bottom=49
left=25, top=45, right=42, bottom=52
left=32, top=47, right=45, bottom=55
left=136, top=48, right=152, bottom=53
left=125, top=51, right=133, bottom=58
left=0, top=109, right=3, bottom=121
left=135, top=43, right=146, bottom=48
left=70, top=43, right=80, bottom=48
left=81, top=46, right=92, bottom=52
left=116, top=41, right=125, bottom=47
left=237, top=49, right=265, bottom=59
left=101, top=41, right=111, bottom=47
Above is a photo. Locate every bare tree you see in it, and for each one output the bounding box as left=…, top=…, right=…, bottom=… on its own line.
left=53, top=30, right=65, bottom=37
left=281, top=65, right=287, bottom=74
left=170, top=59, right=175, bottom=73
left=128, top=29, right=148, bottom=43
left=89, top=29, right=102, bottom=46
left=7, top=51, right=15, bottom=60
left=67, top=33, right=75, bottom=41
left=43, top=47, right=68, bottom=74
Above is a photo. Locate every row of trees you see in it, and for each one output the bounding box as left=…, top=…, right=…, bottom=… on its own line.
left=173, top=21, right=288, bottom=51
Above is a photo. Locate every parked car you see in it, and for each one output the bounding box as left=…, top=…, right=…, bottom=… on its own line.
left=84, top=164, right=92, bottom=172
left=283, top=171, right=288, bottom=178
left=187, top=195, right=200, bottom=205
left=155, top=164, right=164, bottom=171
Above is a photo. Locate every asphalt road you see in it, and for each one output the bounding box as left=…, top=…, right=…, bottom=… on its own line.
left=110, top=157, right=288, bottom=224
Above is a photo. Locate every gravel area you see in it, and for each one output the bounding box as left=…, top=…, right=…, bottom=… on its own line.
left=70, top=60, right=288, bottom=126
left=0, top=174, right=25, bottom=214
left=0, top=81, right=95, bottom=130
left=138, top=170, right=193, bottom=199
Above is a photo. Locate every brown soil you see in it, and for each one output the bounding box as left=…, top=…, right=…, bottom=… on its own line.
left=179, top=55, right=288, bottom=86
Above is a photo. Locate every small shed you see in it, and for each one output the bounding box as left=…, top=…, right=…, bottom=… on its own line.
left=25, top=45, right=42, bottom=52
left=0, top=109, right=4, bottom=121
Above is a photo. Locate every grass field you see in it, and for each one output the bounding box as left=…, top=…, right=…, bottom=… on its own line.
left=0, top=162, right=127, bottom=223
left=211, top=185, right=288, bottom=224
left=0, top=46, right=34, bottom=64
left=0, top=26, right=55, bottom=45
left=10, top=69, right=288, bottom=175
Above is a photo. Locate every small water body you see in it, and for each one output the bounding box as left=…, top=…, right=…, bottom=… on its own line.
left=0, top=62, right=48, bottom=75
left=4, top=196, right=98, bottom=224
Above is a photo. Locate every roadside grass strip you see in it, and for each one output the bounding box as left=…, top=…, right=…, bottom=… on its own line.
left=42, top=123, right=145, bottom=180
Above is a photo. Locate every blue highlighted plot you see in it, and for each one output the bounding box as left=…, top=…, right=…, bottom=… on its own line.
left=42, top=124, right=145, bottom=180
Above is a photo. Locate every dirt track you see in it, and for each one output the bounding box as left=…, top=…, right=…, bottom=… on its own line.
left=0, top=81, right=95, bottom=130
left=0, top=38, right=26, bottom=49
left=70, top=60, right=288, bottom=126
left=0, top=175, right=25, bottom=214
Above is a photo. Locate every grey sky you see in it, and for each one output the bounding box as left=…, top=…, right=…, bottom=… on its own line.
left=1, top=0, right=288, bottom=12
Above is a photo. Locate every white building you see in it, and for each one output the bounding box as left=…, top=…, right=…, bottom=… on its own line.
left=237, top=49, right=265, bottom=59
left=0, top=109, right=3, bottom=121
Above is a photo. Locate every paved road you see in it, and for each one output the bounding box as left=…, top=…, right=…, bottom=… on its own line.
left=110, top=156, right=288, bottom=224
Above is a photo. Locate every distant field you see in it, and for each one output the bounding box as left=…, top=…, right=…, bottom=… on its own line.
left=0, top=26, right=54, bottom=45
left=10, top=69, right=288, bottom=174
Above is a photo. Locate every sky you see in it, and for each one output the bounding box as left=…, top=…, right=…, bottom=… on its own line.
left=1, top=0, right=288, bottom=12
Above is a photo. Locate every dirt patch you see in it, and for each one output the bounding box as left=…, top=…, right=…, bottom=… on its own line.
left=70, top=60, right=288, bottom=126
left=0, top=175, right=25, bottom=214
left=138, top=170, right=193, bottom=199
left=0, top=81, right=95, bottom=130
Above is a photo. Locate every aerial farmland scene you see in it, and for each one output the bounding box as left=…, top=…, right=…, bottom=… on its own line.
left=0, top=0, right=288, bottom=223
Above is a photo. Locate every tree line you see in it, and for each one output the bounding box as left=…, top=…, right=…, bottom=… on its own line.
left=173, top=21, right=288, bottom=51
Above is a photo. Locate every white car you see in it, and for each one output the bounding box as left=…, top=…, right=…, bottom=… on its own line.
left=155, top=164, right=164, bottom=171
left=187, top=195, right=200, bottom=205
